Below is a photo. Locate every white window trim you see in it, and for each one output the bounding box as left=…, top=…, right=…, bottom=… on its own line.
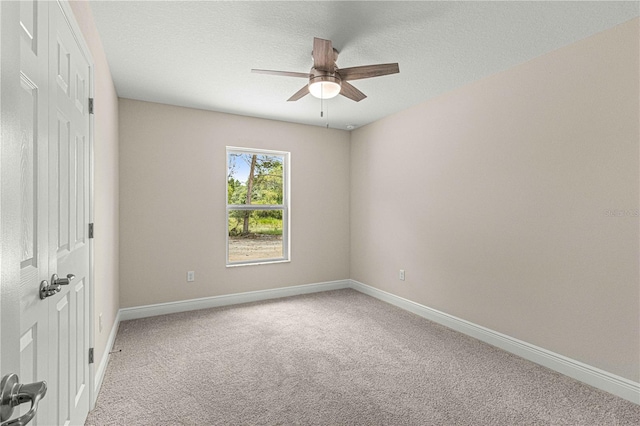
left=226, top=146, right=290, bottom=267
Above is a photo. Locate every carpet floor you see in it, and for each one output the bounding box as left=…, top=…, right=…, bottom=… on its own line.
left=86, top=289, right=640, bottom=425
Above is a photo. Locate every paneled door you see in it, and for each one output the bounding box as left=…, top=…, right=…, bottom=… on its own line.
left=17, top=0, right=52, bottom=424
left=1, top=1, right=93, bottom=425
left=46, top=2, right=92, bottom=424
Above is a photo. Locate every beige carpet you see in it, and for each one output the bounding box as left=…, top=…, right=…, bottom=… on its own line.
left=86, top=289, right=640, bottom=425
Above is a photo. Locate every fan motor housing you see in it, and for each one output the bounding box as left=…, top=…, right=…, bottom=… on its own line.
left=309, top=69, right=341, bottom=86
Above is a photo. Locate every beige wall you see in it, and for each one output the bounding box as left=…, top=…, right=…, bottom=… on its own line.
left=73, top=0, right=637, bottom=387
left=69, top=1, right=120, bottom=374
left=350, top=18, right=639, bottom=382
left=118, top=99, right=351, bottom=307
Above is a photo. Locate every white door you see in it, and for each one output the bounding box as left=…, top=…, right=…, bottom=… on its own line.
left=1, top=1, right=92, bottom=425
left=1, top=0, right=24, bottom=422
left=46, top=2, right=92, bottom=424
left=18, top=0, right=52, bottom=424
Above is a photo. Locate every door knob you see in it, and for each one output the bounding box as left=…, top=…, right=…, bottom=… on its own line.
left=39, top=274, right=75, bottom=299
left=0, top=374, right=47, bottom=426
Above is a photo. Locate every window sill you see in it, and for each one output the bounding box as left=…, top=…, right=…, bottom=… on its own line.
left=226, top=259, right=290, bottom=268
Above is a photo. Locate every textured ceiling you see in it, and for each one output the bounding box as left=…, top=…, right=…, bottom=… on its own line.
left=89, top=1, right=639, bottom=130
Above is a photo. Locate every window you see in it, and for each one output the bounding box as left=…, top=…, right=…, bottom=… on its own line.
left=226, top=147, right=290, bottom=266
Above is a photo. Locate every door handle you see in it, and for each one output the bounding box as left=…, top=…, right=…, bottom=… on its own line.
left=0, top=374, right=47, bottom=426
left=39, top=274, right=75, bottom=299
left=52, top=274, right=75, bottom=286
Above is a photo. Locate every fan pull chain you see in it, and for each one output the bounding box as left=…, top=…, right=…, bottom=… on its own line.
left=325, top=98, right=329, bottom=128
left=318, top=85, right=329, bottom=128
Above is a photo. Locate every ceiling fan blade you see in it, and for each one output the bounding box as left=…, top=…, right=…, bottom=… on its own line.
left=340, top=82, right=367, bottom=102
left=287, top=85, right=309, bottom=102
left=313, top=37, right=335, bottom=71
left=251, top=69, right=312, bottom=78
left=337, top=63, right=399, bottom=81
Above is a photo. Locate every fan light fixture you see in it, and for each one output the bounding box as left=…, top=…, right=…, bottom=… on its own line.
left=251, top=37, right=399, bottom=103
left=308, top=75, right=341, bottom=99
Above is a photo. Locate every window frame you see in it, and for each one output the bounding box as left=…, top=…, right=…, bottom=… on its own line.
left=225, top=146, right=290, bottom=267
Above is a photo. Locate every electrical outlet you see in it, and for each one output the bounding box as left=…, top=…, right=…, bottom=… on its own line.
left=99, top=313, right=103, bottom=332
left=399, top=269, right=405, bottom=281
left=187, top=271, right=195, bottom=282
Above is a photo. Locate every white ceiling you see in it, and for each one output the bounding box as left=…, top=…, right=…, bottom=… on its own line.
left=89, top=1, right=639, bottom=130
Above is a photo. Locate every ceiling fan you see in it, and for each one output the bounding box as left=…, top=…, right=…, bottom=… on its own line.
left=251, top=37, right=399, bottom=102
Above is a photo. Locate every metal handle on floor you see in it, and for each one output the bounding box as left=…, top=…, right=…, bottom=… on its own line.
left=0, top=374, right=47, bottom=426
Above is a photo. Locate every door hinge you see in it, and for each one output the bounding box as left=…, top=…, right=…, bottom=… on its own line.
left=88, top=98, right=94, bottom=114
left=89, top=348, right=94, bottom=364
left=88, top=223, right=94, bottom=239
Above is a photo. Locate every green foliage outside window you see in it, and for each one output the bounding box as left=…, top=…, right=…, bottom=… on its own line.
left=227, top=153, right=284, bottom=237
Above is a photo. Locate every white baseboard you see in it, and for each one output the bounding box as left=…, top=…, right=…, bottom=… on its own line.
left=103, top=278, right=639, bottom=405
left=92, top=309, right=121, bottom=405
left=348, top=279, right=640, bottom=405
left=119, top=279, right=351, bottom=321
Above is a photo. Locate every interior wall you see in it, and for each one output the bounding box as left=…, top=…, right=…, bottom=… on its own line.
left=74, top=0, right=637, bottom=388
left=69, top=0, right=120, bottom=375
left=350, top=18, right=639, bottom=382
left=118, top=99, right=350, bottom=308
